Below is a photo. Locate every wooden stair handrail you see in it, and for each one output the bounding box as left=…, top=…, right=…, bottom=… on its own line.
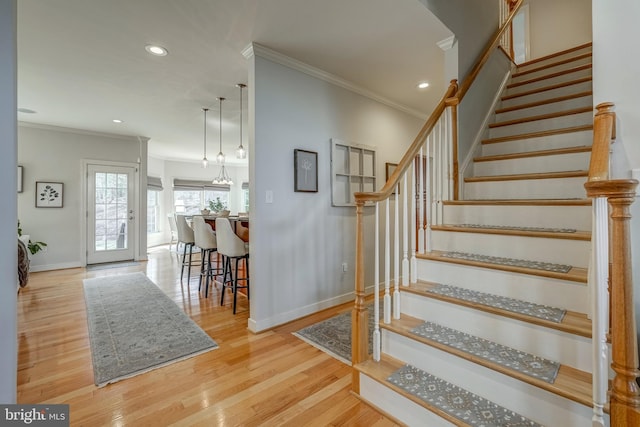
left=584, top=102, right=640, bottom=425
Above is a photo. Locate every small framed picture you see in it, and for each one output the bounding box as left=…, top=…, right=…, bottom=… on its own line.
left=385, top=162, right=399, bottom=195
left=294, top=149, right=318, bottom=192
left=35, top=181, right=63, bottom=208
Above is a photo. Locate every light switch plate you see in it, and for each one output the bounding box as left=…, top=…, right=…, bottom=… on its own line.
left=632, top=169, right=640, bottom=196
left=265, top=190, right=273, bottom=204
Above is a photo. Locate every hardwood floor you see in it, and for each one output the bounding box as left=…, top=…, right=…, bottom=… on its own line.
left=17, top=246, right=399, bottom=426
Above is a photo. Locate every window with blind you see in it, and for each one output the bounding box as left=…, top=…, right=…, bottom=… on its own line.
left=172, top=179, right=230, bottom=215
left=147, top=176, right=163, bottom=233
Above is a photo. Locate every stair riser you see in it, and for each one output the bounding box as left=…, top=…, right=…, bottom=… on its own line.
left=473, top=152, right=591, bottom=176
left=511, top=56, right=592, bottom=84
left=443, top=204, right=592, bottom=231
left=516, top=46, right=592, bottom=73
left=358, top=374, right=456, bottom=427
left=488, top=112, right=593, bottom=138
left=505, top=68, right=592, bottom=97
left=383, top=331, right=594, bottom=425
left=482, top=130, right=592, bottom=156
left=430, top=230, right=590, bottom=267
left=500, top=80, right=592, bottom=108
left=415, top=258, right=589, bottom=312
left=463, top=176, right=587, bottom=200
left=495, top=95, right=593, bottom=122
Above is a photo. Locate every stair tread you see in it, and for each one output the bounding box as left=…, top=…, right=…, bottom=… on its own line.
left=517, top=42, right=592, bottom=69
left=507, top=64, right=592, bottom=89
left=502, top=76, right=592, bottom=101
left=418, top=250, right=588, bottom=284
left=482, top=124, right=593, bottom=145
left=356, top=355, right=544, bottom=426
left=432, top=224, right=590, bottom=240
left=381, top=315, right=594, bottom=408
left=474, top=146, right=591, bottom=162
left=464, top=170, right=588, bottom=183
left=489, top=106, right=593, bottom=128
left=443, top=199, right=591, bottom=206
left=496, top=91, right=592, bottom=115
left=512, top=53, right=592, bottom=79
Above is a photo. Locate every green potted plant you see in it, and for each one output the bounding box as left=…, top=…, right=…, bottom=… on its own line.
left=208, top=197, right=228, bottom=214
left=17, top=220, right=47, bottom=255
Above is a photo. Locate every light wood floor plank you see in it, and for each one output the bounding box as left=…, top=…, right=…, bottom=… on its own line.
left=17, top=245, right=398, bottom=426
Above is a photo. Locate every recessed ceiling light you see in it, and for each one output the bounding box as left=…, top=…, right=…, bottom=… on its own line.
left=17, top=108, right=37, bottom=114
left=417, top=82, right=430, bottom=89
left=145, top=45, right=168, bottom=56
left=112, top=119, right=123, bottom=124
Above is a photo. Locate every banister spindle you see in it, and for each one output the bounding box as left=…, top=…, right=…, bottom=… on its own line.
left=384, top=198, right=391, bottom=324
left=393, top=177, right=400, bottom=319
left=402, top=169, right=409, bottom=287
left=410, top=160, right=417, bottom=283
left=373, top=202, right=380, bottom=362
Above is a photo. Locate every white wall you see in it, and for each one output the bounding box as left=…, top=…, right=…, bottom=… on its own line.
left=592, top=0, right=640, bottom=350
left=0, top=0, right=17, bottom=404
left=527, top=0, right=591, bottom=59
left=418, top=0, right=499, bottom=81
left=18, top=124, right=147, bottom=270
left=248, top=54, right=424, bottom=331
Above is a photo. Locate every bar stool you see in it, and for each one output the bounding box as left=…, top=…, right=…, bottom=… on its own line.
left=175, top=214, right=196, bottom=282
left=215, top=217, right=250, bottom=314
left=192, top=216, right=222, bottom=296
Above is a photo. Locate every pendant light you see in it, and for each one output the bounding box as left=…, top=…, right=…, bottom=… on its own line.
left=201, top=108, right=209, bottom=168
left=216, top=97, right=226, bottom=164
left=236, top=83, right=247, bottom=159
left=213, top=97, right=233, bottom=185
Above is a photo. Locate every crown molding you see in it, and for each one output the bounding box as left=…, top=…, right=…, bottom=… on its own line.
left=242, top=43, right=426, bottom=119
left=437, top=35, right=456, bottom=51
left=18, top=121, right=146, bottom=142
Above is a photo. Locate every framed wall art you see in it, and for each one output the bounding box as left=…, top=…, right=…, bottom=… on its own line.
left=294, top=149, right=318, bottom=192
left=35, top=181, right=63, bottom=208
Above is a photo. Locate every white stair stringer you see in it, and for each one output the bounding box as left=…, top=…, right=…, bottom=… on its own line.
left=443, top=202, right=592, bottom=230
left=382, top=331, right=596, bottom=426
left=415, top=259, right=588, bottom=313
left=482, top=128, right=592, bottom=156
left=430, top=230, right=590, bottom=268
left=488, top=110, right=593, bottom=138
left=473, top=150, right=591, bottom=176
left=463, top=175, right=588, bottom=200
left=494, top=93, right=593, bottom=122
left=400, top=288, right=590, bottom=371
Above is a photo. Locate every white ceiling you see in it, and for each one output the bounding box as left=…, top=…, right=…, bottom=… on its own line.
left=17, top=0, right=452, bottom=165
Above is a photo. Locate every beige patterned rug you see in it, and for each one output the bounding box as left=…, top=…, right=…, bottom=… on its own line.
left=83, top=272, right=218, bottom=387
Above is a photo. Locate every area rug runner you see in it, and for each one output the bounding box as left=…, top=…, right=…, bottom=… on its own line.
left=387, top=364, right=543, bottom=426
left=440, top=250, right=572, bottom=273
left=424, top=283, right=566, bottom=323
left=410, top=321, right=560, bottom=383
left=451, top=223, right=577, bottom=233
left=83, top=272, right=218, bottom=387
left=293, top=303, right=377, bottom=364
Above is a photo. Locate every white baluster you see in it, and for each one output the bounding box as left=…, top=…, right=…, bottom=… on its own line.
left=425, top=137, right=431, bottom=251
left=384, top=198, right=391, bottom=324
left=418, top=147, right=425, bottom=254
left=410, top=161, right=418, bottom=284
left=591, top=196, right=609, bottom=427
left=402, top=169, right=409, bottom=287
left=373, top=202, right=381, bottom=362
left=394, top=176, right=400, bottom=319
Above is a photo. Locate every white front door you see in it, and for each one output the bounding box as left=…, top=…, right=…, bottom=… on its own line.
left=86, top=164, right=136, bottom=264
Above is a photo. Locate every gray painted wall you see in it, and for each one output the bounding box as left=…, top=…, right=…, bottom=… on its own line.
left=418, top=0, right=499, bottom=81
left=248, top=54, right=424, bottom=331
left=18, top=125, right=147, bottom=270
left=0, top=0, right=17, bottom=404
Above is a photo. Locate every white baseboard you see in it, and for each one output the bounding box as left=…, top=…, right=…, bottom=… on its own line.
left=247, top=284, right=375, bottom=333
left=30, top=261, right=83, bottom=272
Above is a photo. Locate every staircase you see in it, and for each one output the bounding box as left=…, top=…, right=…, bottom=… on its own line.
left=354, top=43, right=603, bottom=426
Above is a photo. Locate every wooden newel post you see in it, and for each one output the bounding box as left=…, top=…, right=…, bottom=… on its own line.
left=352, top=200, right=368, bottom=392
left=605, top=180, right=640, bottom=426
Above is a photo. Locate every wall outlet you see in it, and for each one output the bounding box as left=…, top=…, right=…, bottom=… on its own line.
left=342, top=262, right=348, bottom=272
